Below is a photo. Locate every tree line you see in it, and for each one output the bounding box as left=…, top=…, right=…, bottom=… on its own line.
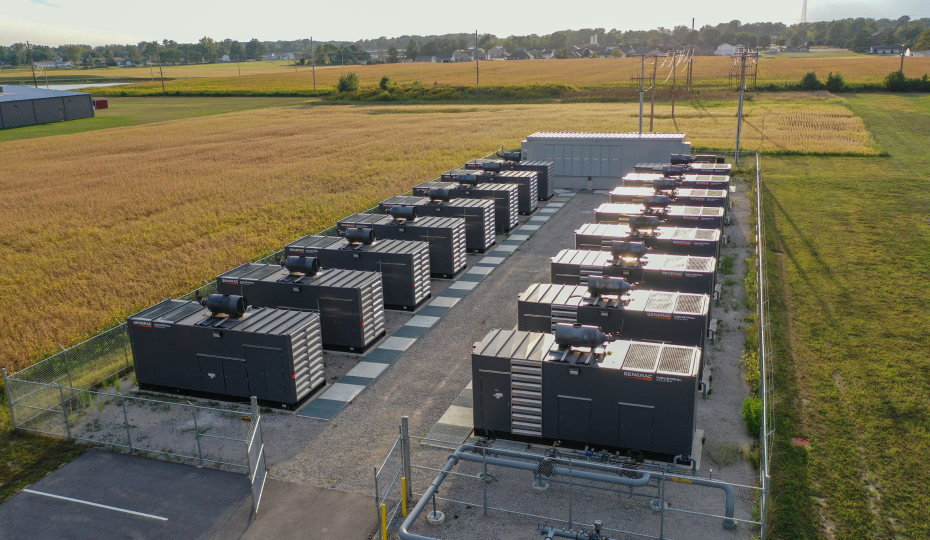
left=3, top=16, right=929, bottom=68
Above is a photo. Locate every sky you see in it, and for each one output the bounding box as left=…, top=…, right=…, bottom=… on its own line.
left=3, top=0, right=928, bottom=46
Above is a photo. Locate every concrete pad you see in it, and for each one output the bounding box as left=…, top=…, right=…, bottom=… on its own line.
left=323, top=383, right=366, bottom=402
left=690, top=429, right=704, bottom=471
left=467, top=265, right=494, bottom=276
left=526, top=217, right=548, bottom=223
left=210, top=479, right=378, bottom=540
left=449, top=280, right=478, bottom=290
left=437, top=405, right=474, bottom=428
left=519, top=224, right=540, bottom=232
left=430, top=296, right=460, bottom=308
left=477, top=256, right=506, bottom=266
left=547, top=202, right=566, bottom=208
left=345, top=362, right=389, bottom=379
left=379, top=336, right=417, bottom=351
left=493, top=244, right=519, bottom=254
left=465, top=380, right=473, bottom=390
left=507, top=234, right=531, bottom=242
left=406, top=315, right=441, bottom=327
left=538, top=208, right=557, bottom=214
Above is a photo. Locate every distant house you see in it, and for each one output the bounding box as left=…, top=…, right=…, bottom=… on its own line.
left=587, top=46, right=611, bottom=57
left=911, top=49, right=930, bottom=57
left=468, top=47, right=486, bottom=60
left=112, top=57, right=134, bottom=67
left=34, top=60, right=75, bottom=68
left=262, top=52, right=295, bottom=61
left=870, top=45, right=902, bottom=54
left=714, top=43, right=743, bottom=56
left=415, top=55, right=437, bottom=63
left=487, top=46, right=508, bottom=59
left=692, top=45, right=715, bottom=56
left=451, top=50, right=471, bottom=62
left=435, top=53, right=454, bottom=63
left=219, top=54, right=231, bottom=62
left=507, top=49, right=534, bottom=60
left=627, top=48, right=666, bottom=57
left=616, top=45, right=634, bottom=55
left=531, top=49, right=556, bottom=59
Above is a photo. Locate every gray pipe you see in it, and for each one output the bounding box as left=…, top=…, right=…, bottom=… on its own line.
left=399, top=450, right=461, bottom=540
left=540, top=525, right=603, bottom=540
left=455, top=452, right=651, bottom=487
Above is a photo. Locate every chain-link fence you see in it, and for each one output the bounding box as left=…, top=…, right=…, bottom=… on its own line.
left=754, top=152, right=774, bottom=535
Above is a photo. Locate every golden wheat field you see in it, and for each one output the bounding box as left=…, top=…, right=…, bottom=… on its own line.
left=0, top=94, right=877, bottom=370
left=79, top=55, right=930, bottom=96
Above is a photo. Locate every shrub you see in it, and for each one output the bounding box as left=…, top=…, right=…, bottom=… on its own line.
left=799, top=71, right=824, bottom=91
left=335, top=72, right=360, bottom=93
left=379, top=76, right=391, bottom=90
left=825, top=72, right=845, bottom=92
left=742, top=397, right=763, bottom=437
left=883, top=71, right=930, bottom=92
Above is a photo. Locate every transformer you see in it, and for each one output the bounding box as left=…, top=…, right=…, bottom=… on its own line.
left=471, top=326, right=701, bottom=459
left=622, top=173, right=731, bottom=190
left=216, top=262, right=385, bottom=352
left=517, top=282, right=710, bottom=348
left=284, top=234, right=431, bottom=311
left=128, top=297, right=324, bottom=409
left=550, top=248, right=718, bottom=297
left=594, top=203, right=726, bottom=230
left=465, top=158, right=556, bottom=200
left=337, top=212, right=466, bottom=278
left=575, top=223, right=723, bottom=259
left=609, top=186, right=729, bottom=209
left=379, top=195, right=495, bottom=253
left=442, top=169, right=538, bottom=215
left=412, top=180, right=519, bottom=232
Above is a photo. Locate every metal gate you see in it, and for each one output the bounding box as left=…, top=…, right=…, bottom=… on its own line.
left=247, top=396, right=268, bottom=514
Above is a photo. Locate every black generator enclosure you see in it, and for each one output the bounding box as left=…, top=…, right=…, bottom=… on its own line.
left=472, top=329, right=701, bottom=460
left=442, top=168, right=538, bottom=214
left=594, top=203, right=726, bottom=230
left=128, top=299, right=324, bottom=409
left=412, top=180, right=519, bottom=232
left=634, top=162, right=732, bottom=176
left=216, top=263, right=385, bottom=352
left=337, top=213, right=466, bottom=278
left=622, top=173, right=731, bottom=190
left=609, top=186, right=729, bottom=209
left=575, top=223, right=723, bottom=259
left=550, top=249, right=717, bottom=297
left=379, top=196, right=495, bottom=253
left=465, top=158, right=556, bottom=200
left=517, top=283, right=710, bottom=349
left=284, top=235, right=431, bottom=311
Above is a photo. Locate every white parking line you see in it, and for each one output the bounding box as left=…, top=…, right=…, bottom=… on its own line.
left=22, top=489, right=169, bottom=521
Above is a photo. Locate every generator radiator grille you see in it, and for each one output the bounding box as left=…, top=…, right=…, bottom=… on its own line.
left=510, top=359, right=542, bottom=436
left=507, top=192, right=519, bottom=230
left=362, top=279, right=386, bottom=344
left=293, top=318, right=324, bottom=399
left=412, top=247, right=432, bottom=303
left=482, top=205, right=495, bottom=249
left=663, top=256, right=689, bottom=271
left=672, top=229, right=696, bottom=240
left=674, top=294, right=705, bottom=314
left=657, top=346, right=694, bottom=375
left=694, top=229, right=718, bottom=240
left=701, top=207, right=723, bottom=216
left=644, top=292, right=676, bottom=312
left=622, top=343, right=661, bottom=371
left=550, top=304, right=579, bottom=332
left=452, top=224, right=467, bottom=272
left=687, top=258, right=715, bottom=272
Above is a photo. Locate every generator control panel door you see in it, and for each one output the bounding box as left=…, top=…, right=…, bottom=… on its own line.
left=618, top=402, right=654, bottom=451
left=378, top=262, right=409, bottom=304
left=197, top=355, right=227, bottom=394
left=558, top=396, right=592, bottom=443
left=222, top=358, right=249, bottom=397
left=318, top=297, right=357, bottom=345
left=244, top=346, right=288, bottom=403
left=477, top=370, right=511, bottom=433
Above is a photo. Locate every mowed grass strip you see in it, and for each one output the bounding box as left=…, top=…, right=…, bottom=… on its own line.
left=0, top=97, right=312, bottom=143
left=0, top=96, right=875, bottom=371
left=764, top=94, right=930, bottom=539
left=82, top=55, right=930, bottom=97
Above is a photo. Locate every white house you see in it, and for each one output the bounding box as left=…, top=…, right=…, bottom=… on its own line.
left=714, top=43, right=744, bottom=56
left=870, top=45, right=902, bottom=54
left=531, top=49, right=556, bottom=59
left=910, top=49, right=930, bottom=57
left=468, top=47, right=486, bottom=60
left=219, top=54, right=231, bottom=62
left=487, top=46, right=508, bottom=59
left=262, top=52, right=295, bottom=61
left=34, top=60, right=75, bottom=68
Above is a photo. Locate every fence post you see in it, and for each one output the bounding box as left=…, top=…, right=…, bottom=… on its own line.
left=374, top=466, right=382, bottom=538
left=117, top=321, right=130, bottom=369
left=58, top=343, right=74, bottom=390
left=761, top=473, right=771, bottom=539
left=2, top=368, right=16, bottom=429
left=659, top=472, right=666, bottom=539
left=482, top=448, right=488, bottom=516
left=567, top=457, right=573, bottom=530
left=120, top=394, right=133, bottom=452
left=401, top=416, right=412, bottom=502
left=191, top=406, right=204, bottom=467
left=58, top=385, right=71, bottom=440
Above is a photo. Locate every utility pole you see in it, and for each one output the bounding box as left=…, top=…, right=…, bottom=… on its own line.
left=688, top=18, right=695, bottom=91
left=154, top=41, right=166, bottom=96
left=311, top=37, right=316, bottom=90
left=734, top=51, right=752, bottom=165
left=649, top=57, right=658, bottom=132
left=638, top=55, right=645, bottom=135
left=475, top=30, right=479, bottom=86
left=27, top=41, right=38, bottom=88
left=237, top=55, right=241, bottom=76
left=671, top=51, right=677, bottom=119
left=900, top=16, right=909, bottom=73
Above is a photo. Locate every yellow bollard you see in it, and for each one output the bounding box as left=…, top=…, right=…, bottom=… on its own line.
left=401, top=477, right=408, bottom=516
left=381, top=502, right=387, bottom=539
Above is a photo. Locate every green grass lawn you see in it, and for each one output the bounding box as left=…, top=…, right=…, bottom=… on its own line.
left=0, top=96, right=312, bottom=142
left=764, top=93, right=930, bottom=539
